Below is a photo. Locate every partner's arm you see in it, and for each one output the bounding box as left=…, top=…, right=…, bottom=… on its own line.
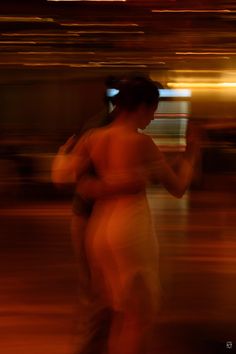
left=51, top=134, right=91, bottom=185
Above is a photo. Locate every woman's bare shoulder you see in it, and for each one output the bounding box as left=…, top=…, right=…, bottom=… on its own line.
left=72, top=127, right=105, bottom=151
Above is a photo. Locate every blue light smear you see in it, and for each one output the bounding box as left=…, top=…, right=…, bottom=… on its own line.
left=106, top=88, right=192, bottom=98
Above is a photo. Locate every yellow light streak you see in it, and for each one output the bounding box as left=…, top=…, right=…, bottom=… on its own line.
left=17, top=51, right=95, bottom=55
left=169, top=69, right=236, bottom=73
left=88, top=61, right=146, bottom=67
left=176, top=52, right=236, bottom=55
left=152, top=9, right=233, bottom=13
left=23, top=63, right=71, bottom=66
left=67, top=30, right=144, bottom=34
left=61, top=23, right=138, bottom=27
left=48, top=0, right=126, bottom=2
left=20, top=62, right=145, bottom=68
left=0, top=41, right=37, bottom=44
left=0, top=16, right=54, bottom=22
left=2, top=33, right=80, bottom=37
left=168, top=82, right=236, bottom=88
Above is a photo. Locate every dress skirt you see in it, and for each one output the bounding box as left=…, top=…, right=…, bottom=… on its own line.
left=85, top=192, right=161, bottom=320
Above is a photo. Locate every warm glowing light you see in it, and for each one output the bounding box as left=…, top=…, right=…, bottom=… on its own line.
left=0, top=16, right=54, bottom=22
left=152, top=9, right=232, bottom=13
left=88, top=62, right=147, bottom=67
left=0, top=41, right=37, bottom=44
left=168, top=82, right=236, bottom=88
left=48, top=0, right=126, bottom=2
left=63, top=23, right=138, bottom=27
left=2, top=33, right=80, bottom=37
left=66, top=30, right=144, bottom=34
left=176, top=52, right=236, bottom=55
left=17, top=51, right=95, bottom=55
left=23, top=63, right=70, bottom=66
left=19, top=62, right=146, bottom=68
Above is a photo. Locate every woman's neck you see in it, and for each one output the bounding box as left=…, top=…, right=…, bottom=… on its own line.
left=111, top=110, right=139, bottom=131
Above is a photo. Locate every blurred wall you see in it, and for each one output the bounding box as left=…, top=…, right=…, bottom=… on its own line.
left=0, top=68, right=106, bottom=141
left=191, top=89, right=236, bottom=120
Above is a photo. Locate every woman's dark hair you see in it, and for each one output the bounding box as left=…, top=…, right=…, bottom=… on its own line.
left=111, top=76, right=160, bottom=112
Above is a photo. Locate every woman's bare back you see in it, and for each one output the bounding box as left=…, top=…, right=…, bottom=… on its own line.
left=87, top=125, right=149, bottom=186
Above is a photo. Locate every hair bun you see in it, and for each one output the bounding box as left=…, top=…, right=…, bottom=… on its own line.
left=113, top=76, right=160, bottom=112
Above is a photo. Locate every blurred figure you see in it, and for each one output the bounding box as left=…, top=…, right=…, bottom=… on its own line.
left=52, top=119, right=115, bottom=354
left=52, top=93, right=141, bottom=354
left=52, top=76, right=199, bottom=354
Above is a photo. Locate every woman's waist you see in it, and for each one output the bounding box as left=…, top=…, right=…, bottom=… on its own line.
left=98, top=188, right=146, bottom=201
left=94, top=191, right=149, bottom=214
left=72, top=188, right=146, bottom=216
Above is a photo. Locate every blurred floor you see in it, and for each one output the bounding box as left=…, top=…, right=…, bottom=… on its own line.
left=0, top=190, right=236, bottom=354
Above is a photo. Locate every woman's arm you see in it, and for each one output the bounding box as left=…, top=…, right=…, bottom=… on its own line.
left=74, top=127, right=200, bottom=200
left=145, top=126, right=200, bottom=198
left=52, top=131, right=144, bottom=197
left=75, top=174, right=145, bottom=200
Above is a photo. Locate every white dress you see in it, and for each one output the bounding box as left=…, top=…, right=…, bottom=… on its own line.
left=86, top=192, right=160, bottom=318
left=81, top=125, right=161, bottom=319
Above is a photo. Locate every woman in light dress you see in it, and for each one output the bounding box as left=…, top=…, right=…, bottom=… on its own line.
left=52, top=76, right=199, bottom=354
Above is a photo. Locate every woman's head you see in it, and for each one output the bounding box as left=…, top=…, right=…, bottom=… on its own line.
left=109, top=75, right=160, bottom=129
left=113, top=76, right=159, bottom=112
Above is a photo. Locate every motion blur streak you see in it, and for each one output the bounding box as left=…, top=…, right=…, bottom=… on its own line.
left=3, top=33, right=80, bottom=37
left=66, top=31, right=144, bottom=34
left=176, top=52, right=236, bottom=55
left=61, top=23, right=138, bottom=27
left=48, top=0, right=126, bottom=2
left=0, top=41, right=37, bottom=45
left=1, top=191, right=236, bottom=354
left=17, top=52, right=95, bottom=54
left=151, top=9, right=233, bottom=13
left=0, top=16, right=54, bottom=22
left=168, top=82, right=236, bottom=88
left=1, top=0, right=236, bottom=353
